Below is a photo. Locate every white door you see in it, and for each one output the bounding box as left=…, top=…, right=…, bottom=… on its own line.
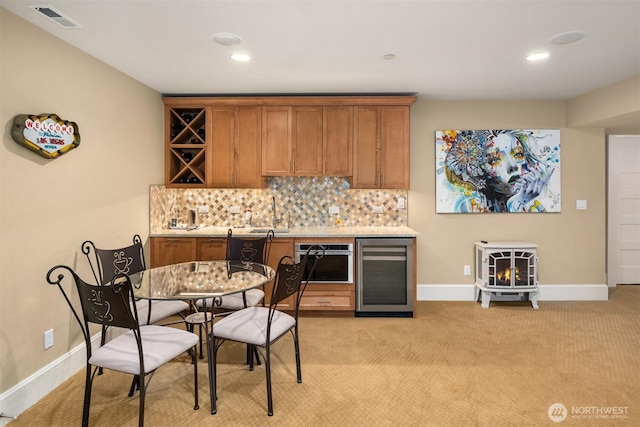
left=608, top=135, right=640, bottom=285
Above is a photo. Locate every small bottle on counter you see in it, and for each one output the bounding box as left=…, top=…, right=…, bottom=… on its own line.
left=245, top=209, right=252, bottom=227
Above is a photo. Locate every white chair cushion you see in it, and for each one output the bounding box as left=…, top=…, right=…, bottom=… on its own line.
left=135, top=299, right=189, bottom=325
left=196, top=289, right=265, bottom=310
left=212, top=307, right=295, bottom=346
left=89, top=325, right=198, bottom=375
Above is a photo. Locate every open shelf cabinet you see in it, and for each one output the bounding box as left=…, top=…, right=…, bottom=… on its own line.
left=166, top=106, right=207, bottom=187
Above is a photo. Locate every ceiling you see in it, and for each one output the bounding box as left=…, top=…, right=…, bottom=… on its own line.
left=2, top=1, right=639, bottom=104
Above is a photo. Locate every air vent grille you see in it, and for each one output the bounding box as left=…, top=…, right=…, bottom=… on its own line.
left=27, top=4, right=84, bottom=29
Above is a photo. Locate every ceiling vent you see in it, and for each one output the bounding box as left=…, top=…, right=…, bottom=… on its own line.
left=27, top=4, right=84, bottom=29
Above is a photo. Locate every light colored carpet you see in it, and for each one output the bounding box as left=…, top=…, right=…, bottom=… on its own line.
left=9, top=285, right=640, bottom=426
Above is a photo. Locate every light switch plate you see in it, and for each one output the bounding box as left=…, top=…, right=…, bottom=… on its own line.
left=229, top=206, right=241, bottom=214
left=576, top=200, right=587, bottom=210
left=329, top=206, right=339, bottom=214
left=372, top=205, right=383, bottom=214
left=397, top=197, right=406, bottom=209
left=198, top=205, right=209, bottom=214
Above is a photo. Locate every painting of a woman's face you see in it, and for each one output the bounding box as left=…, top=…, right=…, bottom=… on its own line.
left=485, top=133, right=527, bottom=195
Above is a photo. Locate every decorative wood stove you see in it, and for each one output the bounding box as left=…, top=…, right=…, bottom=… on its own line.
left=474, top=241, right=538, bottom=309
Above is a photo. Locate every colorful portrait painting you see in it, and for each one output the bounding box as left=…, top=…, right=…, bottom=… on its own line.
left=435, top=129, right=561, bottom=213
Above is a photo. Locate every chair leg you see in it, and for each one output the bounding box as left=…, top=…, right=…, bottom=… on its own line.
left=199, top=324, right=204, bottom=359
left=265, top=345, right=273, bottom=416
left=82, top=365, right=93, bottom=427
left=192, top=344, right=199, bottom=410
left=138, top=375, right=145, bottom=427
left=248, top=345, right=255, bottom=371
left=128, top=375, right=140, bottom=397
left=294, top=329, right=302, bottom=383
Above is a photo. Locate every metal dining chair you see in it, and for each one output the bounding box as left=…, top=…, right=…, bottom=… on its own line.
left=196, top=228, right=275, bottom=311
left=82, top=235, right=190, bottom=331
left=46, top=265, right=199, bottom=427
left=189, top=229, right=275, bottom=360
left=210, top=245, right=323, bottom=416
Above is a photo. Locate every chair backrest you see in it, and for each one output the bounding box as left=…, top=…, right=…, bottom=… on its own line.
left=226, top=228, right=274, bottom=264
left=82, top=235, right=146, bottom=286
left=270, top=245, right=324, bottom=310
left=46, top=266, right=141, bottom=354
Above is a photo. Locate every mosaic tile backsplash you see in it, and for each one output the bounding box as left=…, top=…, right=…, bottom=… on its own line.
left=150, top=177, right=408, bottom=232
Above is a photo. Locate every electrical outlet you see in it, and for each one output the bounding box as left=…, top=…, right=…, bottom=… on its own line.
left=397, top=197, right=406, bottom=209
left=198, top=205, right=209, bottom=214
left=372, top=205, right=383, bottom=214
left=44, top=329, right=54, bottom=350
left=463, top=265, right=471, bottom=276
left=229, top=205, right=241, bottom=214
left=329, top=206, right=339, bottom=214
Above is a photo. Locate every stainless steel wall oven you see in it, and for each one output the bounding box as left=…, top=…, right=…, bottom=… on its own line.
left=356, top=238, right=414, bottom=317
left=294, top=243, right=353, bottom=284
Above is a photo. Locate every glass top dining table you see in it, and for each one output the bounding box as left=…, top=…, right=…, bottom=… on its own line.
left=129, top=260, right=275, bottom=302
left=127, top=259, right=275, bottom=415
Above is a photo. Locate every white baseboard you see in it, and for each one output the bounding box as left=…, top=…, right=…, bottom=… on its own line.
left=0, top=334, right=100, bottom=425
left=417, top=283, right=609, bottom=301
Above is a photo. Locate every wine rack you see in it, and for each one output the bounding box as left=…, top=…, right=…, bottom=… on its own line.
left=166, top=107, right=207, bottom=186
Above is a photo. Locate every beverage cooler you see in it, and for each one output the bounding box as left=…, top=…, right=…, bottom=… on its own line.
left=355, top=238, right=414, bottom=317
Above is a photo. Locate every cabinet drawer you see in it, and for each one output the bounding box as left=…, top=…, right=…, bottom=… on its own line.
left=299, top=290, right=354, bottom=311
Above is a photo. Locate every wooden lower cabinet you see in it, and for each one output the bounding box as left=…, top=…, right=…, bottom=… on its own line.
left=299, top=284, right=355, bottom=311
left=151, top=237, right=197, bottom=267
left=196, top=237, right=227, bottom=260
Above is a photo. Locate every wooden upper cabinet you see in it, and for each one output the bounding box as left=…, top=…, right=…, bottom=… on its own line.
left=380, top=106, right=410, bottom=189
left=209, top=106, right=265, bottom=188
left=292, top=107, right=323, bottom=175
left=323, top=106, right=353, bottom=176
left=262, top=106, right=292, bottom=175
left=235, top=107, right=265, bottom=188
left=352, top=105, right=410, bottom=189
left=165, top=96, right=414, bottom=187
left=208, top=107, right=234, bottom=187
left=262, top=106, right=323, bottom=176
left=352, top=106, right=380, bottom=188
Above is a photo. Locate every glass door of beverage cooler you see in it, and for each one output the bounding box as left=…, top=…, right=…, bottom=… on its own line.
left=356, top=238, right=413, bottom=317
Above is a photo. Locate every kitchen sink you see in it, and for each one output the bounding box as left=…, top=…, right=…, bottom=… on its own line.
left=250, top=228, right=290, bottom=234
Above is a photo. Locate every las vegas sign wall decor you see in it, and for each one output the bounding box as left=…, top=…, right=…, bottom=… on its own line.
left=12, top=113, right=80, bottom=159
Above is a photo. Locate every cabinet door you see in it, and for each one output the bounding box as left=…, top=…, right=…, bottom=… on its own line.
left=264, top=238, right=295, bottom=309
left=352, top=106, right=380, bottom=188
left=209, top=107, right=235, bottom=188
left=151, top=237, right=197, bottom=267
left=323, top=106, right=353, bottom=176
left=196, top=237, right=227, bottom=261
left=262, top=106, right=292, bottom=175
left=235, top=107, right=265, bottom=188
left=380, top=106, right=410, bottom=189
left=292, top=106, right=323, bottom=175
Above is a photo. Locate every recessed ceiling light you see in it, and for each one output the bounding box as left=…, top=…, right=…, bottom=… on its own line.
left=550, top=31, right=586, bottom=45
left=230, top=53, right=251, bottom=62
left=526, top=51, right=550, bottom=62
left=212, top=33, right=242, bottom=46
left=383, top=54, right=396, bottom=60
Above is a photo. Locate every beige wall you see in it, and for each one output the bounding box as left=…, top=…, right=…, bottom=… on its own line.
left=0, top=10, right=164, bottom=393
left=409, top=101, right=606, bottom=285
left=0, top=7, right=626, bottom=400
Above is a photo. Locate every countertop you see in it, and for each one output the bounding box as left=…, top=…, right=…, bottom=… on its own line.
left=150, top=225, right=419, bottom=238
